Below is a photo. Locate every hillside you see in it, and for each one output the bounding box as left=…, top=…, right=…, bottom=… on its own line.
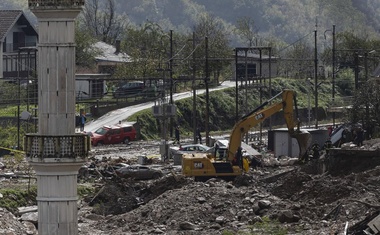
left=130, top=77, right=342, bottom=140
left=116, top=0, right=380, bottom=44
left=2, top=0, right=380, bottom=46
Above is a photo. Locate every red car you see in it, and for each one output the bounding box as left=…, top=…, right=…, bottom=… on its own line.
left=91, top=124, right=137, bottom=146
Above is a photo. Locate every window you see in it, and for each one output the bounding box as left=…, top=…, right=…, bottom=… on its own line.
left=236, top=63, right=257, bottom=80
left=123, top=126, right=132, bottom=132
left=112, top=129, right=121, bottom=135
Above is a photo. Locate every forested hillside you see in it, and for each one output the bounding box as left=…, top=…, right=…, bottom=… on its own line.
left=3, top=0, right=380, bottom=46
left=115, top=0, right=380, bottom=44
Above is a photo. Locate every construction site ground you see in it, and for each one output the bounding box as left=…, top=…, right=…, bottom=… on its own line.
left=1, top=138, right=380, bottom=235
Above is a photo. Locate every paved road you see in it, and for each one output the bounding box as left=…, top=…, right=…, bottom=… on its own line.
left=85, top=81, right=236, bottom=132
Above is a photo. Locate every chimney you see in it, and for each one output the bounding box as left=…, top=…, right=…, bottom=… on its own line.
left=115, top=40, right=120, bottom=54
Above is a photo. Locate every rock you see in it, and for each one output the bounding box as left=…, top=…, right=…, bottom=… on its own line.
left=17, top=206, right=37, bottom=215
left=253, top=204, right=260, bottom=214
left=20, top=212, right=38, bottom=224
left=153, top=228, right=165, bottom=234
left=84, top=213, right=105, bottom=221
left=278, top=210, right=295, bottom=223
left=210, top=223, right=222, bottom=229
left=197, top=197, right=206, bottom=203
left=258, top=200, right=271, bottom=209
left=22, top=221, right=37, bottom=235
left=215, top=216, right=225, bottom=224
left=250, top=215, right=263, bottom=224
left=293, top=214, right=301, bottom=222
left=291, top=204, right=302, bottom=210
left=242, top=197, right=251, bottom=204
left=179, top=221, right=196, bottom=230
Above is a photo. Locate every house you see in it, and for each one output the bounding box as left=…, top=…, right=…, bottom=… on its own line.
left=233, top=48, right=278, bottom=81
left=0, top=10, right=38, bottom=80
left=74, top=41, right=131, bottom=99
left=93, top=40, right=131, bottom=75
left=75, top=73, right=110, bottom=100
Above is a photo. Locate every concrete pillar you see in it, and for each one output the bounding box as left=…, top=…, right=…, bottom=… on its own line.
left=32, top=162, right=83, bottom=234
left=26, top=1, right=88, bottom=235
left=32, top=9, right=79, bottom=135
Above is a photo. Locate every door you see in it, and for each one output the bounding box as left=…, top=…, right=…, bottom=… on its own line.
left=107, top=128, right=122, bottom=144
left=13, top=32, right=25, bottom=51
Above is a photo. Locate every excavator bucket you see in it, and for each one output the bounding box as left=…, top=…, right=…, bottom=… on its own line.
left=291, top=130, right=312, bottom=160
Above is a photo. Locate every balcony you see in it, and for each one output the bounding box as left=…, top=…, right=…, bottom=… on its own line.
left=25, top=134, right=90, bottom=161
left=28, top=0, right=85, bottom=8
left=3, top=42, right=37, bottom=53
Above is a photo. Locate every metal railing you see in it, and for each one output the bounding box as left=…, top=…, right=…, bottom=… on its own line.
left=28, top=0, right=85, bottom=8
left=3, top=42, right=37, bottom=53
left=24, top=134, right=90, bottom=159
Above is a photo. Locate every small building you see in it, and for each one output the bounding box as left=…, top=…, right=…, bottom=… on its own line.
left=93, top=41, right=131, bottom=75
left=233, top=47, right=278, bottom=81
left=0, top=10, right=38, bottom=80
left=75, top=73, right=110, bottom=100
left=268, top=128, right=328, bottom=157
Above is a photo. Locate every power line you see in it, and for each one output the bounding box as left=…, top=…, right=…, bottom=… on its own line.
left=277, top=31, right=314, bottom=55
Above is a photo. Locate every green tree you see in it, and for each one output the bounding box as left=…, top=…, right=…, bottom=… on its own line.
left=335, top=68, right=355, bottom=97
left=278, top=41, right=314, bottom=79
left=235, top=16, right=258, bottom=47
left=80, top=0, right=129, bottom=44
left=350, top=79, right=380, bottom=137
left=115, top=21, right=170, bottom=79
left=0, top=82, right=27, bottom=104
left=75, top=22, right=100, bottom=69
left=192, top=13, right=232, bottom=84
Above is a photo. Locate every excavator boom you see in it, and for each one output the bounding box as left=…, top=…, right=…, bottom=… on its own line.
left=228, top=90, right=311, bottom=162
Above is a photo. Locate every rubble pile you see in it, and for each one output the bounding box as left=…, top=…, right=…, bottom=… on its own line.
left=0, top=208, right=37, bottom=235
left=1, top=139, right=380, bottom=234
left=85, top=166, right=380, bottom=234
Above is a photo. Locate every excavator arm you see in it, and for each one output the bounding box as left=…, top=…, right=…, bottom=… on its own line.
left=227, top=90, right=311, bottom=162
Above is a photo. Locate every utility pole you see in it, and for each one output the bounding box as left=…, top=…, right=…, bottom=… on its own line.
left=354, top=52, right=359, bottom=90
left=192, top=32, right=197, bottom=143
left=169, top=30, right=174, bottom=137
left=332, top=25, right=336, bottom=126
left=259, top=48, right=263, bottom=140
left=244, top=49, right=248, bottom=144
left=269, top=47, right=272, bottom=130
left=314, top=22, right=319, bottom=129
left=234, top=48, right=239, bottom=122
left=205, top=37, right=210, bottom=146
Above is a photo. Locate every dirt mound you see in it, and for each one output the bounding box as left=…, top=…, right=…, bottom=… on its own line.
left=85, top=175, right=192, bottom=216
left=96, top=179, right=250, bottom=234
left=270, top=170, right=353, bottom=204
left=3, top=164, right=380, bottom=235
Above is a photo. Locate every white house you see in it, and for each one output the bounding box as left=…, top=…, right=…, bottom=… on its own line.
left=0, top=10, right=38, bottom=80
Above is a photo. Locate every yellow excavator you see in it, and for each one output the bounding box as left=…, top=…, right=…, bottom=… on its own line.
left=182, top=89, right=312, bottom=179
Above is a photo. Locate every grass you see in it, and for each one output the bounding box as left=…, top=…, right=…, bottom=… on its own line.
left=124, top=77, right=346, bottom=141
left=222, top=217, right=288, bottom=235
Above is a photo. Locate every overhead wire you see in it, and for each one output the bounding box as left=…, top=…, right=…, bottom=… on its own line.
left=277, top=31, right=314, bottom=55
